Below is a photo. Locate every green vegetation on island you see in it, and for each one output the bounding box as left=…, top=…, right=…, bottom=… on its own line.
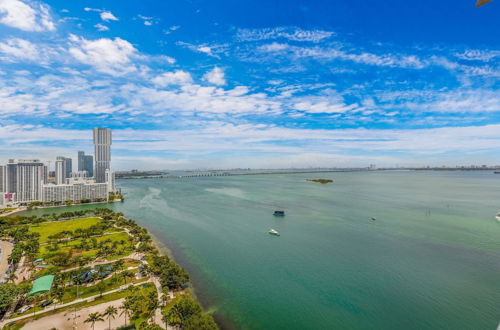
left=306, top=179, right=333, bottom=184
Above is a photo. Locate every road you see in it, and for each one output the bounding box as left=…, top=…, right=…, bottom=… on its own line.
left=0, top=240, right=14, bottom=282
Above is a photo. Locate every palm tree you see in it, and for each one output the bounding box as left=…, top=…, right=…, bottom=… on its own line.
left=120, top=270, right=134, bottom=285
left=119, top=300, right=132, bottom=327
left=114, top=259, right=125, bottom=274
left=84, top=312, right=104, bottom=330
left=7, top=272, right=17, bottom=283
left=103, top=305, right=118, bottom=330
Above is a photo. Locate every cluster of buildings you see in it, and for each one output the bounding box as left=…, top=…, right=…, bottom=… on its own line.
left=0, top=128, right=116, bottom=207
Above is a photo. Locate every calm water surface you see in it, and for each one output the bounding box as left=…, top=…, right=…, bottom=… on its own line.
left=22, top=171, right=500, bottom=329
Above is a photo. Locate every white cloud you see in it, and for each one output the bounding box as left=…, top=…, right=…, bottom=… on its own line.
left=68, top=35, right=137, bottom=75
left=0, top=38, right=38, bottom=61
left=258, top=42, right=288, bottom=52
left=100, top=10, right=118, bottom=21
left=455, top=49, right=500, bottom=62
left=137, top=14, right=157, bottom=26
left=236, top=27, right=334, bottom=42
left=176, top=41, right=227, bottom=58
left=202, top=67, right=226, bottom=86
left=255, top=43, right=428, bottom=69
left=94, top=23, right=109, bottom=31
left=0, top=0, right=55, bottom=31
left=197, top=46, right=212, bottom=54
left=84, top=7, right=118, bottom=22
left=152, top=70, right=193, bottom=87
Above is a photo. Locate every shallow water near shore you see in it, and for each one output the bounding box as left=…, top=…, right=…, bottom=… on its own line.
left=21, top=171, right=500, bottom=329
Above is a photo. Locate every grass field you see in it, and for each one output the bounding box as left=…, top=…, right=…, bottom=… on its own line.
left=30, top=217, right=102, bottom=243
left=39, top=231, right=135, bottom=264
left=61, top=273, right=147, bottom=303
left=39, top=231, right=130, bottom=255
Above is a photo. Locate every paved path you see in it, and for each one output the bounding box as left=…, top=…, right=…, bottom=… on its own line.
left=0, top=240, right=13, bottom=282
left=21, top=298, right=127, bottom=330
left=0, top=280, right=151, bottom=328
left=61, top=252, right=143, bottom=273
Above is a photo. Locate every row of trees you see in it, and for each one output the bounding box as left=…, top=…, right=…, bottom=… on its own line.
left=163, top=294, right=217, bottom=330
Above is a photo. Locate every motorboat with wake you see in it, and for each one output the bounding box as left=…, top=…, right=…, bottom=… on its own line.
left=495, top=212, right=500, bottom=221
left=268, top=229, right=280, bottom=236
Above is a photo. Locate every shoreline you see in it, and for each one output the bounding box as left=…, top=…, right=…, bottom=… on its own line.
left=2, top=200, right=121, bottom=218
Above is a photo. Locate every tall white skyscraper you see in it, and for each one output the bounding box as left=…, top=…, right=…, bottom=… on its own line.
left=93, top=128, right=112, bottom=183
left=56, top=156, right=72, bottom=179
left=55, top=159, right=65, bottom=185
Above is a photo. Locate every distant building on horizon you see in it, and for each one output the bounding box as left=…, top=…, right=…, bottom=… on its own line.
left=93, top=128, right=112, bottom=183
left=77, top=151, right=94, bottom=178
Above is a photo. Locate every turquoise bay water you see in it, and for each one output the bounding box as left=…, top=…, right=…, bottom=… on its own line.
left=22, top=171, right=500, bottom=329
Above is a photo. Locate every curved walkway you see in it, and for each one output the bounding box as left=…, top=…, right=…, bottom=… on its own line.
left=0, top=240, right=13, bottom=282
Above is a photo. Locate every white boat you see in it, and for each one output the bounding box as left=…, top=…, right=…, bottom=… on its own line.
left=495, top=213, right=500, bottom=221
left=268, top=229, right=280, bottom=236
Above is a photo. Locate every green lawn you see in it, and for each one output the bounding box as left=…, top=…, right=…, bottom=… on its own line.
left=61, top=273, right=147, bottom=303
left=39, top=231, right=130, bottom=255
left=30, top=217, right=102, bottom=243
left=39, top=231, right=135, bottom=266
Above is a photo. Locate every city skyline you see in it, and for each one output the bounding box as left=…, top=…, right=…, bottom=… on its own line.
left=0, top=0, right=498, bottom=169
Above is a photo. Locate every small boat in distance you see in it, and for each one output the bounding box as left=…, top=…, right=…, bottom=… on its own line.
left=495, top=213, right=500, bottom=221
left=494, top=171, right=500, bottom=174
left=274, top=210, right=285, bottom=216
left=269, top=229, right=280, bottom=236
left=370, top=217, right=376, bottom=221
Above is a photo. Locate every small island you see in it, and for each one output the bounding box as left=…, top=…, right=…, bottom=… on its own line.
left=306, top=179, right=333, bottom=184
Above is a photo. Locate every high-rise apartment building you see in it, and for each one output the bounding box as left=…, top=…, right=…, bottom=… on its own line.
left=55, top=159, right=65, bottom=185
left=56, top=156, right=72, bottom=179
left=78, top=151, right=85, bottom=171
left=93, top=128, right=112, bottom=183
left=5, top=159, right=47, bottom=203
left=0, top=165, right=6, bottom=193
left=77, top=151, right=94, bottom=178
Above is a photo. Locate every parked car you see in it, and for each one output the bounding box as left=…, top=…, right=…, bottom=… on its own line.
left=41, top=300, right=53, bottom=307
left=18, top=305, right=31, bottom=314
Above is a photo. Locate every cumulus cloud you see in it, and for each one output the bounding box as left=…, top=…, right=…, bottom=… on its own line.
left=94, top=23, right=109, bottom=31
left=84, top=7, right=118, bottom=22
left=0, top=0, right=55, bottom=31
left=152, top=70, right=193, bottom=87
left=202, top=67, right=226, bottom=86
left=0, top=38, right=38, bottom=61
left=100, top=10, right=118, bottom=21
left=68, top=34, right=138, bottom=75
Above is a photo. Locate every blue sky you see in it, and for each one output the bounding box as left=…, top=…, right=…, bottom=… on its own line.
left=0, top=0, right=499, bottom=169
